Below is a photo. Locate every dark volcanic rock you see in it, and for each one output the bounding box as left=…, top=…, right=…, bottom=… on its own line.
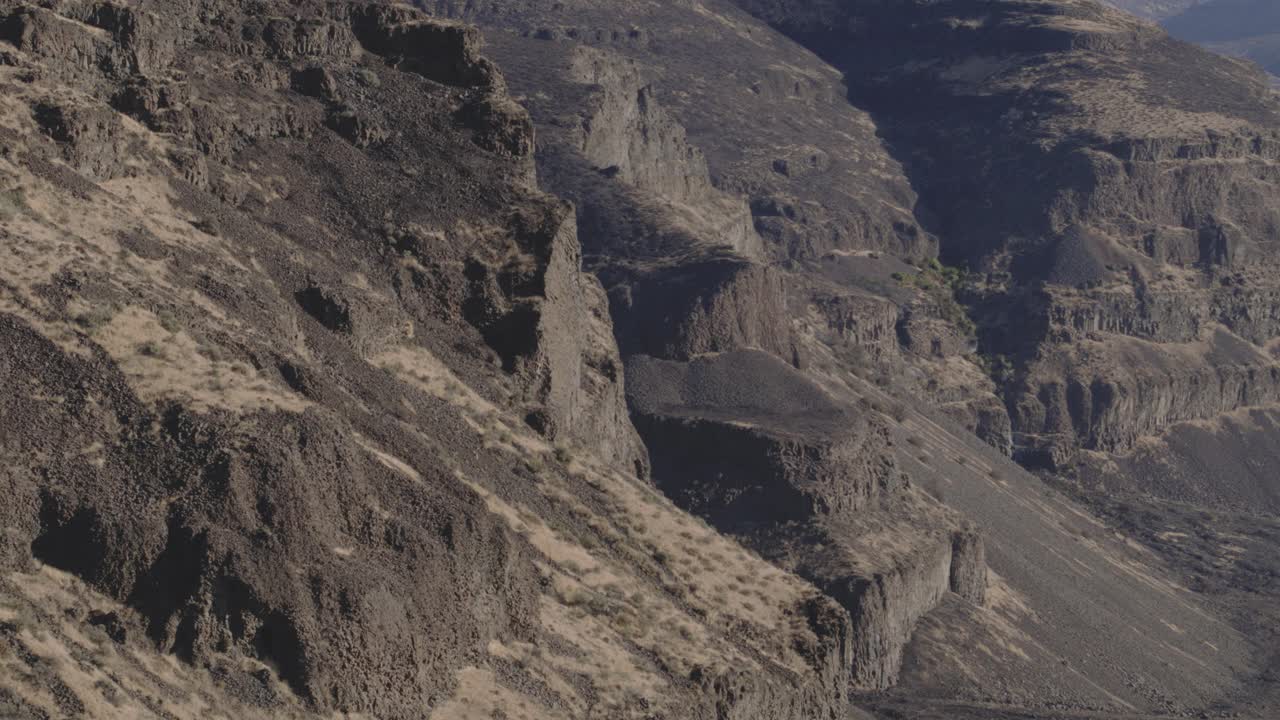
left=0, top=0, right=643, bottom=715
left=0, top=314, right=537, bottom=717
left=420, top=0, right=932, bottom=261
left=4, top=0, right=1277, bottom=717
left=0, top=2, right=865, bottom=717
left=628, top=350, right=986, bottom=690
left=730, top=0, right=1280, bottom=468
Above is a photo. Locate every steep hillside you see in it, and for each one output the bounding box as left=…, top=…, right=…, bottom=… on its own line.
left=730, top=0, right=1280, bottom=472
left=3, top=0, right=1279, bottom=718
left=0, top=2, right=856, bottom=718
left=1104, top=0, right=1200, bottom=19
left=417, top=0, right=1280, bottom=717
left=1161, top=0, right=1280, bottom=78
left=1104, top=0, right=1280, bottom=79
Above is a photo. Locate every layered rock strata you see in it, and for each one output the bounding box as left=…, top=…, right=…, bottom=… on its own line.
left=628, top=350, right=987, bottom=690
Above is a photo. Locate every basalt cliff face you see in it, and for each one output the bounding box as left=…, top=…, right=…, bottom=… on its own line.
left=0, top=2, right=854, bottom=719
left=728, top=0, right=1280, bottom=468
left=2, top=0, right=1279, bottom=719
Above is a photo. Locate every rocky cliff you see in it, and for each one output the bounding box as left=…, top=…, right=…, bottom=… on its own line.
left=405, top=0, right=1280, bottom=715
left=4, top=0, right=1280, bottom=718
left=626, top=350, right=987, bottom=691
left=726, top=0, right=1280, bottom=467
left=0, top=2, right=855, bottom=718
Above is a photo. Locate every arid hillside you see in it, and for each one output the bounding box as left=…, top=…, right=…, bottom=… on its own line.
left=1104, top=0, right=1280, bottom=78
left=1161, top=0, right=1280, bottom=77
left=1, top=0, right=1278, bottom=719
left=0, top=2, right=855, bottom=718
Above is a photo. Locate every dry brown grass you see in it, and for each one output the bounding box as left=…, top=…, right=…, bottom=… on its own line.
left=90, top=305, right=307, bottom=413
left=336, top=365, right=831, bottom=718
left=1, top=567, right=318, bottom=720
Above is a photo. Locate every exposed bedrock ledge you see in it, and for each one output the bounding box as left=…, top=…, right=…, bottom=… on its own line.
left=391, top=199, right=647, bottom=472
left=1047, top=281, right=1280, bottom=347
left=812, top=290, right=902, bottom=363
left=1011, top=329, right=1280, bottom=464
left=802, top=521, right=986, bottom=689
left=626, top=351, right=987, bottom=690
left=1046, top=286, right=1207, bottom=343
left=696, top=604, right=854, bottom=720
left=562, top=46, right=764, bottom=259
left=940, top=393, right=1014, bottom=458
left=1213, top=283, right=1280, bottom=345
left=993, top=276, right=1280, bottom=463
left=609, top=256, right=798, bottom=363
left=496, top=205, right=647, bottom=469
left=1104, top=132, right=1280, bottom=163
left=1066, top=147, right=1280, bottom=270
left=567, top=48, right=711, bottom=206
left=629, top=412, right=901, bottom=525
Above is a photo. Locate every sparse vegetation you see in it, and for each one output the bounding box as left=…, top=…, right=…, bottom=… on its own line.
left=0, top=186, right=28, bottom=221
left=137, top=341, right=165, bottom=358
left=892, top=259, right=977, bottom=336
left=157, top=310, right=184, bottom=334
left=889, top=401, right=908, bottom=422
left=85, top=624, right=113, bottom=648
left=73, top=306, right=116, bottom=331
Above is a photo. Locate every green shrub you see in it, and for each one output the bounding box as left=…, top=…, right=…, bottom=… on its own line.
left=893, top=260, right=976, bottom=336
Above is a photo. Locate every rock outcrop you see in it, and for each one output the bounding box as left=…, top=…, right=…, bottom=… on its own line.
left=728, top=0, right=1280, bottom=468
left=420, top=0, right=933, bottom=261
left=611, top=255, right=797, bottom=362
left=6, top=0, right=1278, bottom=717
left=565, top=47, right=763, bottom=259
left=0, top=2, right=853, bottom=717
left=628, top=351, right=987, bottom=690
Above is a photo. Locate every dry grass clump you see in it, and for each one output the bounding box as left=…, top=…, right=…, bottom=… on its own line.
left=889, top=401, right=908, bottom=422
left=137, top=340, right=165, bottom=358
left=0, top=186, right=28, bottom=221
left=1, top=566, right=315, bottom=719
left=74, top=305, right=117, bottom=331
